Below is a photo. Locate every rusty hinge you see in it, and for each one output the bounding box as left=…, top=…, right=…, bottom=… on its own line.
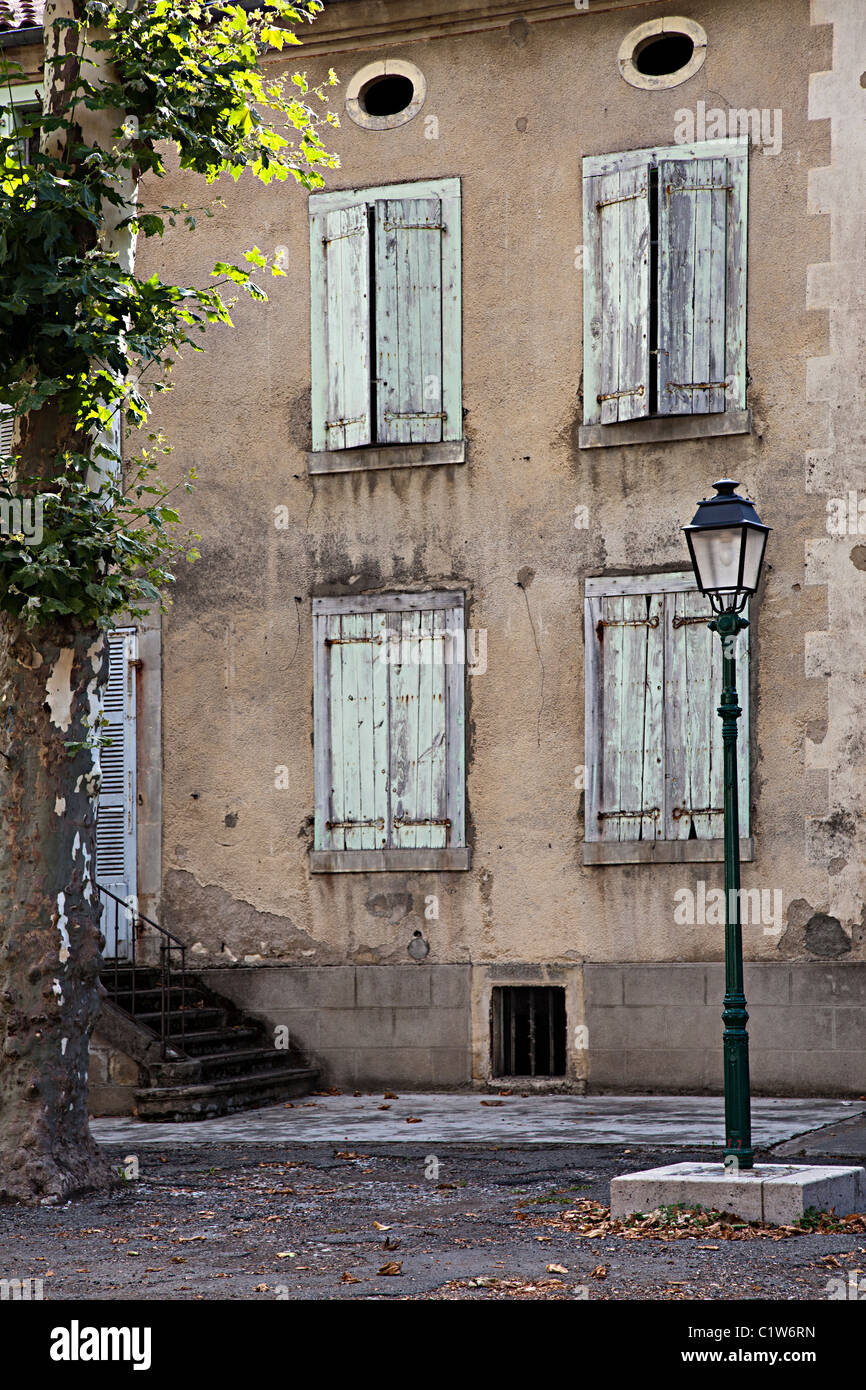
left=665, top=183, right=733, bottom=195
left=393, top=816, right=451, bottom=828
left=597, top=808, right=660, bottom=820
left=323, top=226, right=367, bottom=244
left=382, top=410, right=447, bottom=422
left=327, top=817, right=385, bottom=830
left=597, top=385, right=645, bottom=404
left=672, top=613, right=711, bottom=629
left=596, top=187, right=647, bottom=210
left=383, top=221, right=446, bottom=232
left=596, top=615, right=659, bottom=640
left=672, top=805, right=723, bottom=820
left=326, top=414, right=367, bottom=430
left=664, top=381, right=728, bottom=392
left=324, top=635, right=381, bottom=646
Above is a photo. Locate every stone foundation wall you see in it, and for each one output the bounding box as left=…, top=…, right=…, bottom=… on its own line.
left=585, top=963, right=866, bottom=1096
left=89, top=1029, right=144, bottom=1117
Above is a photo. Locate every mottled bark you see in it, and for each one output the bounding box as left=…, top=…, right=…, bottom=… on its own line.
left=0, top=614, right=117, bottom=1203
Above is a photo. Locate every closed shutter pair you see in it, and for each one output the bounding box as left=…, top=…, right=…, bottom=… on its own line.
left=313, top=594, right=466, bottom=859
left=584, top=577, right=749, bottom=843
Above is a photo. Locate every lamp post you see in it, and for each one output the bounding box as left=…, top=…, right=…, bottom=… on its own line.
left=683, top=480, right=770, bottom=1171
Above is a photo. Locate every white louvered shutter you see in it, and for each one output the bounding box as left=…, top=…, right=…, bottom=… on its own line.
left=0, top=408, right=14, bottom=455
left=96, top=630, right=137, bottom=955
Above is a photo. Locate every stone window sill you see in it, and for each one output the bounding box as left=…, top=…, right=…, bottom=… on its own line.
left=583, top=837, right=754, bottom=866
left=310, top=847, right=471, bottom=873
left=307, top=439, right=465, bottom=476
left=579, top=410, right=751, bottom=450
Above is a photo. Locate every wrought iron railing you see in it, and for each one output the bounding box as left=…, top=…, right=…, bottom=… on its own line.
left=97, top=883, right=187, bottom=1060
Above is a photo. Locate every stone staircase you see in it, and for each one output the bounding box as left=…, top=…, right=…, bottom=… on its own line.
left=98, top=964, right=318, bottom=1121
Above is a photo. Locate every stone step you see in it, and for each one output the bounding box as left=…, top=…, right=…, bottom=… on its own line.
left=148, top=1047, right=301, bottom=1086
left=134, top=1066, right=318, bottom=1121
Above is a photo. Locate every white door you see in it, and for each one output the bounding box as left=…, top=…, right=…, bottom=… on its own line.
left=96, top=629, right=138, bottom=958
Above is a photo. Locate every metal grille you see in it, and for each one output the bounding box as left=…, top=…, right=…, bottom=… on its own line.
left=490, top=986, right=566, bottom=1078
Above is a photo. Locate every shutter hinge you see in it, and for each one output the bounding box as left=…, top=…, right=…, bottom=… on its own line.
left=597, top=808, right=660, bottom=820
left=664, top=381, right=728, bottom=393
left=665, top=183, right=733, bottom=196
left=393, top=816, right=451, bottom=828
left=322, top=227, right=367, bottom=244
left=382, top=410, right=447, bottom=422
left=326, top=414, right=367, bottom=430
left=672, top=614, right=711, bottom=629
left=383, top=221, right=446, bottom=232
left=597, top=385, right=645, bottom=403
left=327, top=817, right=385, bottom=830
left=672, top=805, right=723, bottom=820
left=596, top=614, right=659, bottom=633
left=595, top=187, right=647, bottom=210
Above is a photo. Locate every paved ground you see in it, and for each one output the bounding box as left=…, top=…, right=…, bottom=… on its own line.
left=90, top=1093, right=865, bottom=1149
left=3, top=1097, right=864, bottom=1302
left=3, top=1137, right=865, bottom=1302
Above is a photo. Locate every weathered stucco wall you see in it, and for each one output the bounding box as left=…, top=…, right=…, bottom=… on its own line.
left=128, top=0, right=866, bottom=1091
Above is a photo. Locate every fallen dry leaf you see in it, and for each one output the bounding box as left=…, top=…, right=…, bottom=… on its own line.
left=547, top=1263, right=568, bottom=1275
left=378, top=1262, right=403, bottom=1276
left=373, top=1222, right=391, bottom=1231
left=405, top=1116, right=422, bottom=1124
left=340, top=1272, right=361, bottom=1284
left=591, top=1266, right=608, bottom=1280
left=276, top=1252, right=297, bottom=1259
left=481, top=1100, right=504, bottom=1107
left=384, top=1090, right=399, bottom=1099
left=377, top=1105, right=391, bottom=1111
left=383, top=1237, right=401, bottom=1251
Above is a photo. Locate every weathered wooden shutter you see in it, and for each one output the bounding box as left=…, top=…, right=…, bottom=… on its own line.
left=0, top=408, right=13, bottom=455
left=657, top=150, right=748, bottom=414
left=582, top=159, right=650, bottom=425
left=318, top=610, right=389, bottom=852
left=663, top=589, right=749, bottom=839
left=585, top=592, right=664, bottom=841
left=96, top=629, right=137, bottom=955
left=374, top=198, right=445, bottom=445
left=314, top=597, right=465, bottom=855
left=388, top=607, right=452, bottom=847
left=310, top=202, right=371, bottom=451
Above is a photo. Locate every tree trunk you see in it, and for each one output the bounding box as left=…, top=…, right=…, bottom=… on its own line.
left=0, top=615, right=118, bottom=1203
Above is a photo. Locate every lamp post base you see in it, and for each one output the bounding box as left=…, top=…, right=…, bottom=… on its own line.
left=610, top=1161, right=866, bottom=1225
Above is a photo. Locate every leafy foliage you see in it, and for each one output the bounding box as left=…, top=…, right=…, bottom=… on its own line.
left=0, top=1, right=337, bottom=628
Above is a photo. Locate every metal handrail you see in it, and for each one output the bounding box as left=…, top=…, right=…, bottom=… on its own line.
left=96, top=883, right=187, bottom=1061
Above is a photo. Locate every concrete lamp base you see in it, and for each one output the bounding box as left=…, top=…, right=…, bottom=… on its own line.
left=610, top=1162, right=866, bottom=1227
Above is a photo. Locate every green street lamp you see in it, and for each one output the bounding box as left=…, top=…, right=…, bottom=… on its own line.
left=683, top=480, right=770, bottom=1170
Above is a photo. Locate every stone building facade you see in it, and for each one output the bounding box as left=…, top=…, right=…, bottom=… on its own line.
left=5, top=0, right=866, bottom=1102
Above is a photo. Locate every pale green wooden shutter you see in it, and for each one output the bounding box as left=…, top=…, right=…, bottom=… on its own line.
left=310, top=203, right=371, bottom=451
left=374, top=198, right=445, bottom=445
left=663, top=590, right=749, bottom=839
left=0, top=408, right=13, bottom=455
left=586, top=592, right=664, bottom=842
left=318, top=611, right=388, bottom=852
left=582, top=160, right=650, bottom=425
left=658, top=151, right=748, bottom=415
left=314, top=598, right=464, bottom=855
left=388, top=608, right=450, bottom=847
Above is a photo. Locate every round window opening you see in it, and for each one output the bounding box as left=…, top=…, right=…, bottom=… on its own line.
left=346, top=60, right=427, bottom=130
left=618, top=18, right=707, bottom=91
left=361, top=73, right=415, bottom=118
left=634, top=32, right=694, bottom=77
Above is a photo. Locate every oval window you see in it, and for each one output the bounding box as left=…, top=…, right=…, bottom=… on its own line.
left=346, top=61, right=427, bottom=130
left=618, top=18, right=707, bottom=91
